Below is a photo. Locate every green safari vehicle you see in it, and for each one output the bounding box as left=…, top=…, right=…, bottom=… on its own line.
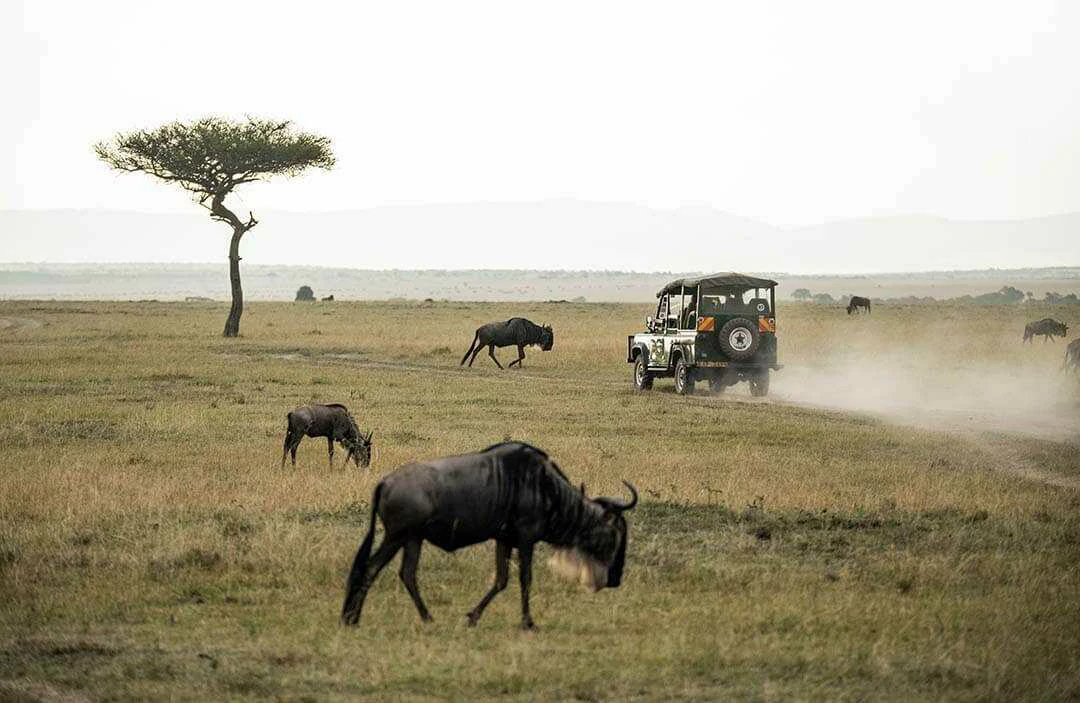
left=626, top=272, right=781, bottom=396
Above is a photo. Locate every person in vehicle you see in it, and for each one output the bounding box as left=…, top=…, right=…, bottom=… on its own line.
left=683, top=297, right=697, bottom=329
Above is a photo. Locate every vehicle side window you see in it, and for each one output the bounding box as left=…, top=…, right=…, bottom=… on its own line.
left=663, top=295, right=679, bottom=331
left=654, top=295, right=670, bottom=332
left=681, top=292, right=697, bottom=329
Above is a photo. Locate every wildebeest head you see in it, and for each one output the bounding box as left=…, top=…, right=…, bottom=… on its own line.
left=539, top=324, right=554, bottom=351
left=549, top=480, right=638, bottom=591
left=345, top=431, right=374, bottom=468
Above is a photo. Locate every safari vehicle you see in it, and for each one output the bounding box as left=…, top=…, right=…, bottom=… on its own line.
left=627, top=273, right=780, bottom=396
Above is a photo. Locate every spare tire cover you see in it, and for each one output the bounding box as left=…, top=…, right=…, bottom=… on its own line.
left=718, top=317, right=760, bottom=361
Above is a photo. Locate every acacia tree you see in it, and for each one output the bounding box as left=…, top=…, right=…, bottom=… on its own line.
left=95, top=117, right=335, bottom=337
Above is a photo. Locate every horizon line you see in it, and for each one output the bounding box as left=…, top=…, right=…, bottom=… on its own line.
left=1, top=262, right=1078, bottom=279
left=3, top=200, right=1080, bottom=229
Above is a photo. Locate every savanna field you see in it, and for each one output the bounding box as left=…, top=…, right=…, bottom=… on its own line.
left=1, top=299, right=1079, bottom=701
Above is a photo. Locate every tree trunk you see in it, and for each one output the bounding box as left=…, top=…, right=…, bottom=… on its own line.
left=223, top=227, right=245, bottom=337
left=209, top=193, right=257, bottom=338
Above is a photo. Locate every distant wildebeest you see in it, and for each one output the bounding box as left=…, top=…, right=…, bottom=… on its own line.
left=281, top=404, right=372, bottom=469
left=1023, top=318, right=1068, bottom=343
left=847, top=296, right=871, bottom=315
left=459, top=318, right=554, bottom=369
left=321, top=294, right=334, bottom=302
left=340, top=441, right=638, bottom=629
left=1063, top=338, right=1080, bottom=372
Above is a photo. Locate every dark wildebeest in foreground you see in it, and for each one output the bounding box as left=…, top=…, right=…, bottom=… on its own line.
left=340, top=441, right=638, bottom=630
left=281, top=404, right=373, bottom=469
left=1023, top=318, right=1068, bottom=343
left=459, top=318, right=554, bottom=369
left=1063, top=338, right=1080, bottom=372
left=847, top=296, right=871, bottom=315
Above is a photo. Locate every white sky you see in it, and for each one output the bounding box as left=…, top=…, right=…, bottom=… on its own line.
left=3, top=0, right=1080, bottom=228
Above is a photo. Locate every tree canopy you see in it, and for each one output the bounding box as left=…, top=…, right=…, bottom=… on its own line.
left=95, top=116, right=335, bottom=199
left=95, top=116, right=335, bottom=336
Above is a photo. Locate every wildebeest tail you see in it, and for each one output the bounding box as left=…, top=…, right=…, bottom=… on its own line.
left=340, top=483, right=383, bottom=624
left=460, top=331, right=479, bottom=365
left=281, top=412, right=295, bottom=468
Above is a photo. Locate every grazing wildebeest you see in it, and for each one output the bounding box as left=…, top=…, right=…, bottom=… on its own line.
left=847, top=296, right=871, bottom=315
left=1023, top=318, right=1068, bottom=343
left=281, top=404, right=372, bottom=469
left=1063, top=338, right=1080, bottom=372
left=459, top=318, right=554, bottom=369
left=340, top=441, right=638, bottom=629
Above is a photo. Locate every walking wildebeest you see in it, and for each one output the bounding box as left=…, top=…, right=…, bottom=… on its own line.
left=847, top=296, right=871, bottom=315
left=1063, top=338, right=1080, bottom=372
left=340, top=441, right=638, bottom=629
left=281, top=404, right=372, bottom=469
left=459, top=318, right=554, bottom=369
left=1023, top=318, right=1068, bottom=343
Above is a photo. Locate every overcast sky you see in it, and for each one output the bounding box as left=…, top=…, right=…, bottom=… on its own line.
left=4, top=1, right=1079, bottom=237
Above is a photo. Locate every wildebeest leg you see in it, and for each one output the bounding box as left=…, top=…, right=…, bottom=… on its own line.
left=468, top=343, right=484, bottom=367
left=399, top=538, right=433, bottom=622
left=327, top=437, right=335, bottom=468
left=287, top=433, right=303, bottom=467
left=282, top=421, right=305, bottom=468
left=487, top=344, right=504, bottom=369
left=341, top=534, right=405, bottom=625
left=281, top=431, right=292, bottom=469
left=466, top=540, right=511, bottom=626
left=517, top=543, right=535, bottom=629
left=507, top=345, right=525, bottom=368
left=460, top=332, right=479, bottom=366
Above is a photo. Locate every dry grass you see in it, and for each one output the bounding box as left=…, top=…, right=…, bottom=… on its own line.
left=0, top=299, right=1078, bottom=701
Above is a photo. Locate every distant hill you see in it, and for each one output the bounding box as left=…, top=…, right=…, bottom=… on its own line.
left=1, top=263, right=1077, bottom=302
left=1, top=201, right=1076, bottom=273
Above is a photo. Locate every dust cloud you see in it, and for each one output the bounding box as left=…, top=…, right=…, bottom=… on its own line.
left=771, top=350, right=1080, bottom=444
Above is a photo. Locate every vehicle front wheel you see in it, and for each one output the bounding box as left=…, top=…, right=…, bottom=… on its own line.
left=749, top=369, right=770, bottom=397
left=674, top=357, right=695, bottom=395
left=633, top=355, right=653, bottom=391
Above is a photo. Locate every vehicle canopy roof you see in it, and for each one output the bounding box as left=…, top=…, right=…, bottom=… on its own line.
left=657, top=272, right=778, bottom=297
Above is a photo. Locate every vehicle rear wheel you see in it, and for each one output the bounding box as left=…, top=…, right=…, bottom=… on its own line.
left=674, top=357, right=695, bottom=395
left=749, top=369, right=770, bottom=397
left=718, top=317, right=760, bottom=361
left=633, top=355, right=653, bottom=390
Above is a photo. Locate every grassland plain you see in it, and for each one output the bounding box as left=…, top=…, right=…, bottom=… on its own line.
left=0, top=299, right=1078, bottom=701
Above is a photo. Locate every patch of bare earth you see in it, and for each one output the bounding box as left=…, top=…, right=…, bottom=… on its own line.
left=0, top=680, right=92, bottom=703
left=0, top=317, right=44, bottom=331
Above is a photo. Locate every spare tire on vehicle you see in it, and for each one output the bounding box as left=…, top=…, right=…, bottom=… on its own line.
left=718, top=317, right=760, bottom=361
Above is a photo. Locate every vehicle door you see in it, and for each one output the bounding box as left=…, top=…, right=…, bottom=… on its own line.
left=646, top=293, right=675, bottom=368
left=660, top=292, right=687, bottom=368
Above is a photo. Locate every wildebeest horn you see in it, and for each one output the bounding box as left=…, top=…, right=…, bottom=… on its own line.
left=596, top=481, right=638, bottom=512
